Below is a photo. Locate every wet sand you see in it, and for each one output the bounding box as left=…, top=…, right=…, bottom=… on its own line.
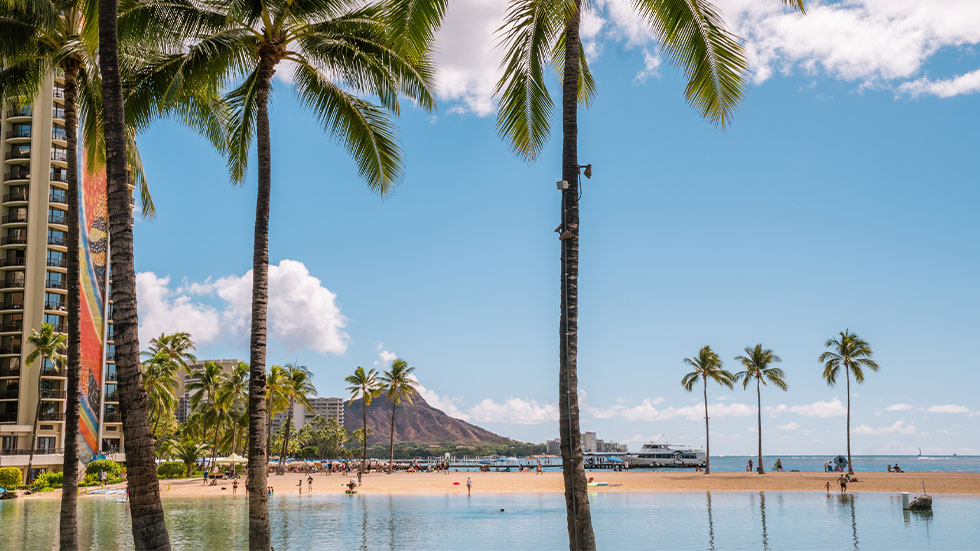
left=28, top=470, right=980, bottom=499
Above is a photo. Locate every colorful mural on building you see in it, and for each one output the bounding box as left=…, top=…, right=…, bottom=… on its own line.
left=78, top=159, right=109, bottom=460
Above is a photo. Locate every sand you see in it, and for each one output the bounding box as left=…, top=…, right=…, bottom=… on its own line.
left=25, top=470, right=980, bottom=500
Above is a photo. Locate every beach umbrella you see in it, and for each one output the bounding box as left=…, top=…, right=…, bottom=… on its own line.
left=606, top=457, right=624, bottom=463
left=219, top=453, right=247, bottom=465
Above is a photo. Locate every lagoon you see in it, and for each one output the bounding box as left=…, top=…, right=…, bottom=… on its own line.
left=1, top=491, right=977, bottom=550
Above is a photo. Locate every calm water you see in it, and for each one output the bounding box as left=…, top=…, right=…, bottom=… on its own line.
left=1, top=491, right=977, bottom=550
left=700, top=455, right=980, bottom=473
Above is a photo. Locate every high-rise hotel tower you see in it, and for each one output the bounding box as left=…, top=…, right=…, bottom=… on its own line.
left=0, top=71, right=120, bottom=478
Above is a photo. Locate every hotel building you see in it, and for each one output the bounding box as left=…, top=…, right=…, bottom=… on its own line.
left=0, top=73, right=119, bottom=478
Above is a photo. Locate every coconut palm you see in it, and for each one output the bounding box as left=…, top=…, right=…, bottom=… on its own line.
left=23, top=323, right=67, bottom=484
left=186, top=360, right=226, bottom=466
left=265, top=364, right=288, bottom=458
left=681, top=346, right=734, bottom=475
left=346, top=366, right=381, bottom=479
left=820, top=330, right=879, bottom=475
left=734, top=344, right=788, bottom=475
left=142, top=332, right=197, bottom=379
left=118, top=2, right=445, bottom=544
left=277, top=364, right=316, bottom=474
left=495, top=1, right=805, bottom=545
left=220, top=362, right=250, bottom=453
left=141, top=351, right=180, bottom=437
left=161, top=438, right=208, bottom=477
left=379, top=358, right=418, bottom=473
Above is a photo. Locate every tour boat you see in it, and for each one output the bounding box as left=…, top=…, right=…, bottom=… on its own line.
left=627, top=442, right=706, bottom=467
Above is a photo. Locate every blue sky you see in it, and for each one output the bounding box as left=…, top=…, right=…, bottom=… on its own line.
left=131, top=1, right=980, bottom=455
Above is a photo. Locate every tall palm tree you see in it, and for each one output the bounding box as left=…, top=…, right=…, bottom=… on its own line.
left=820, top=330, right=879, bottom=475
left=24, top=323, right=68, bottom=484
left=345, top=366, right=381, bottom=479
left=119, top=2, right=445, bottom=545
left=277, top=364, right=316, bottom=474
left=495, top=2, right=805, bottom=545
left=379, top=358, right=418, bottom=473
left=734, top=344, right=788, bottom=475
left=265, top=364, right=288, bottom=458
left=0, top=3, right=161, bottom=546
left=142, top=332, right=197, bottom=379
left=221, top=362, right=250, bottom=454
left=186, top=360, right=225, bottom=467
left=141, top=351, right=179, bottom=437
left=681, top=346, right=734, bottom=475
left=161, top=438, right=208, bottom=477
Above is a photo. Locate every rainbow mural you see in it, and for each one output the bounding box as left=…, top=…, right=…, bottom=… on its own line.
left=77, top=159, right=109, bottom=460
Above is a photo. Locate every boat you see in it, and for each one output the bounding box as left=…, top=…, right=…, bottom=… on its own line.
left=626, top=442, right=706, bottom=468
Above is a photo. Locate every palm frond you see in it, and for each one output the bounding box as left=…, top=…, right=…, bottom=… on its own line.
left=379, top=0, right=447, bottom=61
left=551, top=30, right=596, bottom=107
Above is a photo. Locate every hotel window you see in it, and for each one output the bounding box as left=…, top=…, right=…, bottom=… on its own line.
left=1, top=435, right=16, bottom=450
left=10, top=144, right=30, bottom=159
left=5, top=228, right=27, bottom=244
left=0, top=335, right=21, bottom=354
left=52, top=125, right=66, bottom=141
left=43, top=313, right=64, bottom=330
left=102, top=438, right=120, bottom=452
left=48, top=208, right=67, bottom=225
left=36, top=436, right=56, bottom=452
left=46, top=270, right=65, bottom=289
left=47, top=229, right=67, bottom=246
left=47, top=250, right=67, bottom=268
left=45, top=292, right=65, bottom=310
left=10, top=123, right=31, bottom=138
left=2, top=291, right=24, bottom=309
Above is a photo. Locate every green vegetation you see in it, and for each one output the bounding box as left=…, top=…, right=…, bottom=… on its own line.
left=681, top=346, right=735, bottom=474
left=86, top=459, right=123, bottom=478
left=346, top=366, right=383, bottom=477
left=734, top=345, right=788, bottom=475
left=380, top=359, right=419, bottom=473
left=24, top=323, right=67, bottom=484
left=821, top=330, right=879, bottom=475
left=31, top=471, right=63, bottom=491
left=0, top=467, right=23, bottom=489
left=156, top=462, right=186, bottom=480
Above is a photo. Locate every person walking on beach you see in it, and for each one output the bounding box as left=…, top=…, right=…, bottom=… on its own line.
left=233, top=479, right=239, bottom=495
left=747, top=459, right=753, bottom=472
left=838, top=474, right=848, bottom=493
left=466, top=477, right=472, bottom=496
left=307, top=475, right=313, bottom=494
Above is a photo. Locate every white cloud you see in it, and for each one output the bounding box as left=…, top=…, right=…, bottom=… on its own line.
left=375, top=349, right=397, bottom=367
left=136, top=272, right=221, bottom=348
left=412, top=378, right=471, bottom=421
left=898, top=68, right=980, bottom=98
left=884, top=403, right=914, bottom=412
left=777, top=422, right=800, bottom=431
left=137, top=259, right=348, bottom=355
left=852, top=420, right=917, bottom=435
left=432, top=0, right=505, bottom=115
left=468, top=397, right=559, bottom=425
left=766, top=398, right=847, bottom=418
left=619, top=400, right=754, bottom=422
left=926, top=404, right=971, bottom=414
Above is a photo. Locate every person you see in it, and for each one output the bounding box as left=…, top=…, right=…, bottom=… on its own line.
left=99, top=470, right=106, bottom=488
left=203, top=470, right=209, bottom=486
left=307, top=475, right=313, bottom=494
left=233, top=479, right=239, bottom=495
left=825, top=481, right=831, bottom=492
left=838, top=473, right=848, bottom=493
left=268, top=486, right=274, bottom=497
left=347, top=479, right=357, bottom=492
left=536, top=460, right=543, bottom=475
left=297, top=480, right=303, bottom=494
left=824, top=460, right=831, bottom=473
left=887, top=464, right=893, bottom=472
left=466, top=477, right=472, bottom=496
left=776, top=458, right=783, bottom=472
left=748, top=459, right=753, bottom=472
left=894, top=463, right=903, bottom=473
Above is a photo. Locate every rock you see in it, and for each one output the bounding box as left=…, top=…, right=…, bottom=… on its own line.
left=909, top=494, right=933, bottom=511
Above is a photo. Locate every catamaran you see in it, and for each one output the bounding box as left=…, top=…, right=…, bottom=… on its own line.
left=627, top=442, right=706, bottom=468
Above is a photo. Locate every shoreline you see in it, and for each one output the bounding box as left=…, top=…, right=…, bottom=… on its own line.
left=20, top=471, right=980, bottom=500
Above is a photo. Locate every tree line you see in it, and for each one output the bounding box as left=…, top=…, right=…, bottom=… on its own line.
left=0, top=0, right=810, bottom=550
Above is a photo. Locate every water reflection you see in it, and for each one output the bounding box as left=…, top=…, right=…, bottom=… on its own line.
left=759, top=492, right=769, bottom=551
left=835, top=493, right=860, bottom=551
left=705, top=491, right=715, bottom=551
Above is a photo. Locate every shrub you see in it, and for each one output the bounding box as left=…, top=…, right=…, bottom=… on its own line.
left=31, top=471, right=63, bottom=491
left=0, top=466, right=22, bottom=489
left=157, top=461, right=186, bottom=479
left=86, top=459, right=122, bottom=478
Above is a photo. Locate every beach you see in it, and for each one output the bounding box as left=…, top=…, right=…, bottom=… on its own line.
left=24, top=470, right=980, bottom=499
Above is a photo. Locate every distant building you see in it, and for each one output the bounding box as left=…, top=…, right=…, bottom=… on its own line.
left=546, top=434, right=627, bottom=455
left=546, top=438, right=561, bottom=455
left=582, top=432, right=597, bottom=452
left=175, top=359, right=240, bottom=423
left=271, top=396, right=344, bottom=434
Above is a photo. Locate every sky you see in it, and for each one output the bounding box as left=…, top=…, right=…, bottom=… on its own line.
left=131, top=0, right=980, bottom=455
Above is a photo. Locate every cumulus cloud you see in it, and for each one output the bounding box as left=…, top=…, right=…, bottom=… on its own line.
left=619, top=400, right=755, bottom=422
left=926, top=404, right=971, bottom=414
left=375, top=348, right=398, bottom=367
left=136, top=272, right=221, bottom=347
left=777, top=422, right=800, bottom=431
left=884, top=403, right=914, bottom=412
left=468, top=397, right=559, bottom=425
left=766, top=398, right=847, bottom=418
left=137, top=259, right=348, bottom=355
left=898, top=68, right=980, bottom=98
left=852, top=420, right=917, bottom=435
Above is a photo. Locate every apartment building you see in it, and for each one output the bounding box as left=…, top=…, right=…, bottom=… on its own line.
left=271, top=396, right=345, bottom=434
left=175, top=359, right=241, bottom=423
left=0, top=73, right=118, bottom=478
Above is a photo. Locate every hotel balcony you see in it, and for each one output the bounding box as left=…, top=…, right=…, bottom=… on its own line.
left=0, top=277, right=25, bottom=290
left=5, top=106, right=32, bottom=120
left=49, top=189, right=68, bottom=204
left=46, top=278, right=67, bottom=290
left=51, top=149, right=67, bottom=164
left=0, top=258, right=25, bottom=268
left=104, top=391, right=119, bottom=403
left=0, top=303, right=24, bottom=312
left=47, top=256, right=67, bottom=268
left=3, top=189, right=29, bottom=202
left=0, top=236, right=27, bottom=246
left=0, top=346, right=21, bottom=355
left=5, top=128, right=31, bottom=141
left=44, top=300, right=66, bottom=311
left=0, top=368, right=19, bottom=378
left=0, top=447, right=64, bottom=456
left=48, top=212, right=67, bottom=226
left=0, top=322, right=22, bottom=332
left=52, top=129, right=67, bottom=143
left=104, top=413, right=121, bottom=423
left=0, top=389, right=19, bottom=399
left=52, top=106, right=65, bottom=121
left=47, top=235, right=67, bottom=247
left=39, top=412, right=65, bottom=421
left=40, top=366, right=62, bottom=377
left=3, top=172, right=30, bottom=183
left=53, top=88, right=65, bottom=100
left=1, top=214, right=28, bottom=225
left=4, top=149, right=30, bottom=161
left=41, top=389, right=66, bottom=400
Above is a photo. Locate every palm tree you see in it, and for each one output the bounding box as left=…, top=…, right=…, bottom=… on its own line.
left=495, top=2, right=805, bottom=545
left=186, top=360, right=225, bottom=467
left=277, top=364, right=316, bottom=474
left=119, top=2, right=445, bottom=544
left=345, top=366, right=381, bottom=479
left=681, top=346, right=734, bottom=475
left=142, top=332, right=197, bottom=379
left=220, top=362, right=250, bottom=454
left=161, top=438, right=208, bottom=477
left=265, top=364, right=288, bottom=458
left=24, top=323, right=67, bottom=484
left=820, top=330, right=879, bottom=475
left=379, top=358, right=418, bottom=473
left=141, top=351, right=179, bottom=437
left=733, top=344, right=788, bottom=475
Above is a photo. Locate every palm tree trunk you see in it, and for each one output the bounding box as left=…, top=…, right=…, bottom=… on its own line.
left=60, top=56, right=82, bottom=551
left=279, top=400, right=293, bottom=474
left=756, top=378, right=764, bottom=474
left=360, top=398, right=367, bottom=478
left=846, top=367, right=853, bottom=475
left=703, top=379, right=710, bottom=474
left=99, top=0, right=170, bottom=547
left=211, top=414, right=221, bottom=470
left=246, top=57, right=275, bottom=551
left=388, top=402, right=396, bottom=474
left=558, top=4, right=595, bottom=549
left=25, top=367, right=43, bottom=484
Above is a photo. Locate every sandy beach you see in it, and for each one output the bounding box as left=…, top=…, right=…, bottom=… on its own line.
left=25, top=471, right=980, bottom=499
